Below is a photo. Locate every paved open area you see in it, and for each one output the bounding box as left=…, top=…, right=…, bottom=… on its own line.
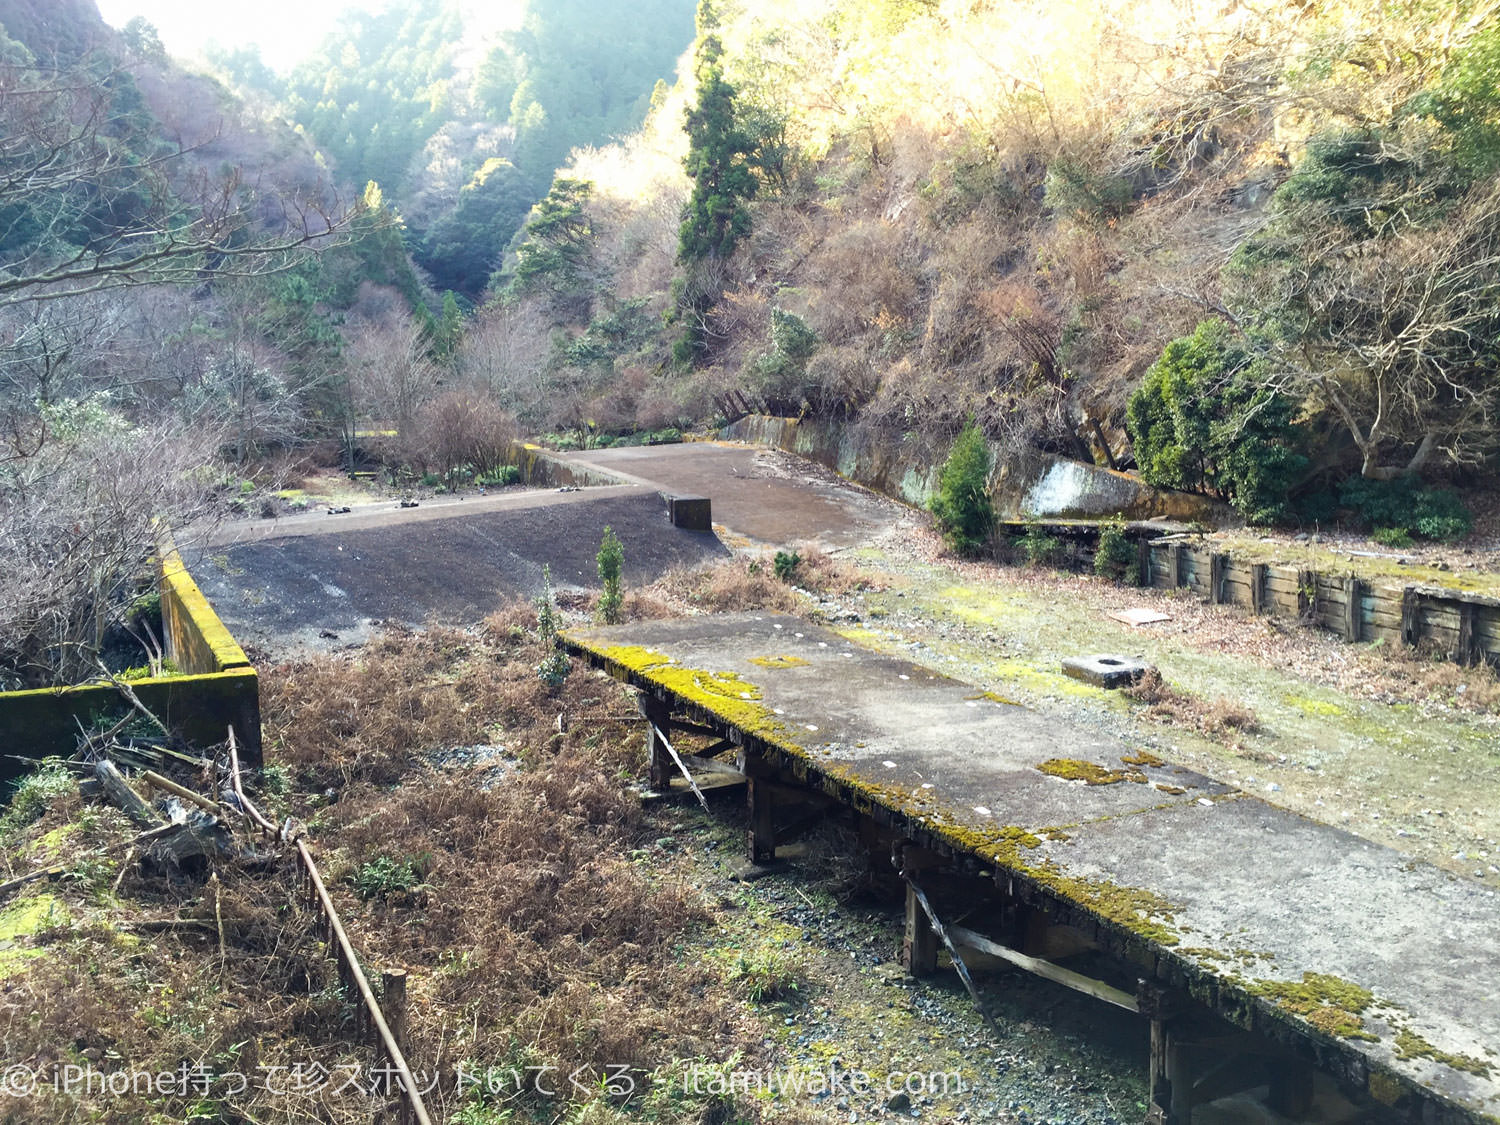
left=553, top=441, right=905, bottom=547
left=564, top=612, right=1500, bottom=1124
left=188, top=487, right=726, bottom=657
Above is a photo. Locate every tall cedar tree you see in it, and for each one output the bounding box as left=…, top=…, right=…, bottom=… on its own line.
left=678, top=31, right=756, bottom=262
left=674, top=3, right=758, bottom=363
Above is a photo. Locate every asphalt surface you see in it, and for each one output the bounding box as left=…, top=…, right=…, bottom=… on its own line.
left=564, top=613, right=1500, bottom=1125
left=189, top=487, right=726, bottom=657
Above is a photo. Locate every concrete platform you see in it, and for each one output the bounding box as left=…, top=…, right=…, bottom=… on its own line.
left=188, top=488, right=726, bottom=657
left=552, top=442, right=906, bottom=547
left=563, top=613, right=1500, bottom=1124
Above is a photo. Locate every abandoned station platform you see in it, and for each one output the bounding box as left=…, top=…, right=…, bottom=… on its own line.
left=563, top=613, right=1500, bottom=1125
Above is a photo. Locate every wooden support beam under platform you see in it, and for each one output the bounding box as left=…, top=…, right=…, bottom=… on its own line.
left=946, top=924, right=1139, bottom=1013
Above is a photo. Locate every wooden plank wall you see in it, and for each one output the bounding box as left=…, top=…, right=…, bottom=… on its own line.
left=1144, top=542, right=1499, bottom=665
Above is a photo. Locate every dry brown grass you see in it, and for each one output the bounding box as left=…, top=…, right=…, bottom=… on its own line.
left=260, top=612, right=597, bottom=788
left=258, top=619, right=759, bottom=1122
left=645, top=558, right=804, bottom=615
left=1362, top=643, right=1500, bottom=713
left=1126, top=668, right=1260, bottom=741
left=642, top=551, right=871, bottom=618
left=0, top=812, right=381, bottom=1124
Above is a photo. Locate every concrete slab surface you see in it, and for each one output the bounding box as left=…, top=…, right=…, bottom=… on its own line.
left=553, top=442, right=906, bottom=547
left=188, top=488, right=726, bottom=658
left=564, top=613, right=1500, bottom=1123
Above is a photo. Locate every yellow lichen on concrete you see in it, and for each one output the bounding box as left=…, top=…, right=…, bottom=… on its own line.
left=594, top=645, right=800, bottom=752
left=748, top=655, right=811, bottom=669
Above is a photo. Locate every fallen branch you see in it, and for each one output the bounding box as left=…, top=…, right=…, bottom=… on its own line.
left=141, top=770, right=221, bottom=816
left=0, top=865, right=65, bottom=897
left=227, top=728, right=280, bottom=838
left=95, top=759, right=162, bottom=828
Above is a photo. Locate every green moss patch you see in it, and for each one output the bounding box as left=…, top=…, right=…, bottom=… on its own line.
left=1121, top=750, right=1165, bottom=768
left=0, top=893, right=67, bottom=978
left=1393, top=1028, right=1493, bottom=1077
left=1036, top=758, right=1147, bottom=786
left=1250, top=972, right=1378, bottom=1040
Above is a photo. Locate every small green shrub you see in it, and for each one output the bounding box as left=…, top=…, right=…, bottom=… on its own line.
left=535, top=565, right=570, bottom=690
left=1094, top=519, right=1137, bottom=581
left=1371, top=526, right=1413, bottom=548
left=352, top=853, right=428, bottom=901
left=929, top=418, right=994, bottom=556
left=1338, top=476, right=1472, bottom=542
left=1019, top=517, right=1064, bottom=567
left=1126, top=320, right=1306, bottom=522
left=730, top=949, right=803, bottom=1002
left=773, top=550, right=801, bottom=581
left=1, top=759, right=72, bottom=836
left=596, top=526, right=624, bottom=624
left=480, top=465, right=522, bottom=487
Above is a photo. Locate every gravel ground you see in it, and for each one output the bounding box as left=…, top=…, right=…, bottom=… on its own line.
left=652, top=803, right=1150, bottom=1125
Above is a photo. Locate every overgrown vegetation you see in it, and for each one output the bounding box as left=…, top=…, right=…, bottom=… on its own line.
left=596, top=525, right=625, bottom=624
left=1093, top=519, right=1138, bottom=583
left=929, top=419, right=994, bottom=557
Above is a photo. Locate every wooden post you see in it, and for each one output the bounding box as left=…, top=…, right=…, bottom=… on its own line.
left=1170, top=544, right=1184, bottom=589
left=1267, top=1059, right=1314, bottom=1115
left=1344, top=575, right=1363, bottom=642
left=383, top=969, right=408, bottom=1057
left=902, top=881, right=938, bottom=977
left=747, top=776, right=776, bottom=864
left=1167, top=1033, right=1194, bottom=1123
left=1297, top=569, right=1316, bottom=621
left=1249, top=563, right=1267, bottom=615
left=1402, top=587, right=1421, bottom=646
left=1210, top=553, right=1227, bottom=605
left=1137, top=539, right=1153, bottom=588
left=1456, top=602, right=1478, bottom=667
left=640, top=693, right=671, bottom=791
left=1140, top=983, right=1183, bottom=1125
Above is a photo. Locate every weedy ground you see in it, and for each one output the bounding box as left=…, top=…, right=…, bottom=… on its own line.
left=2, top=535, right=1495, bottom=1124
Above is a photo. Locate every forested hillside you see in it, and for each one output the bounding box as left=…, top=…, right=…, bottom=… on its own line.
left=4, top=0, right=1499, bottom=689
left=477, top=0, right=1499, bottom=533
left=211, top=0, right=696, bottom=297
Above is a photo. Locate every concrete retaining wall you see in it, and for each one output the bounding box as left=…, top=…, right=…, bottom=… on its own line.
left=0, top=551, right=261, bottom=778
left=720, top=415, right=1227, bottom=523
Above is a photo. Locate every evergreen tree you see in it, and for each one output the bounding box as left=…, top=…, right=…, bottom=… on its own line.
left=535, top=565, right=570, bottom=690
left=596, top=525, right=624, bottom=624
left=678, top=38, right=756, bottom=262
left=674, top=2, right=760, bottom=364
left=929, top=418, right=995, bottom=556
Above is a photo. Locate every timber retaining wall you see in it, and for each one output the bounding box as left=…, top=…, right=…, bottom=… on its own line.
left=1141, top=539, right=1500, bottom=666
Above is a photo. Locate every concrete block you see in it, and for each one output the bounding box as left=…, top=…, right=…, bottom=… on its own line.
left=668, top=495, right=712, bottom=530
left=1060, top=654, right=1152, bottom=689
